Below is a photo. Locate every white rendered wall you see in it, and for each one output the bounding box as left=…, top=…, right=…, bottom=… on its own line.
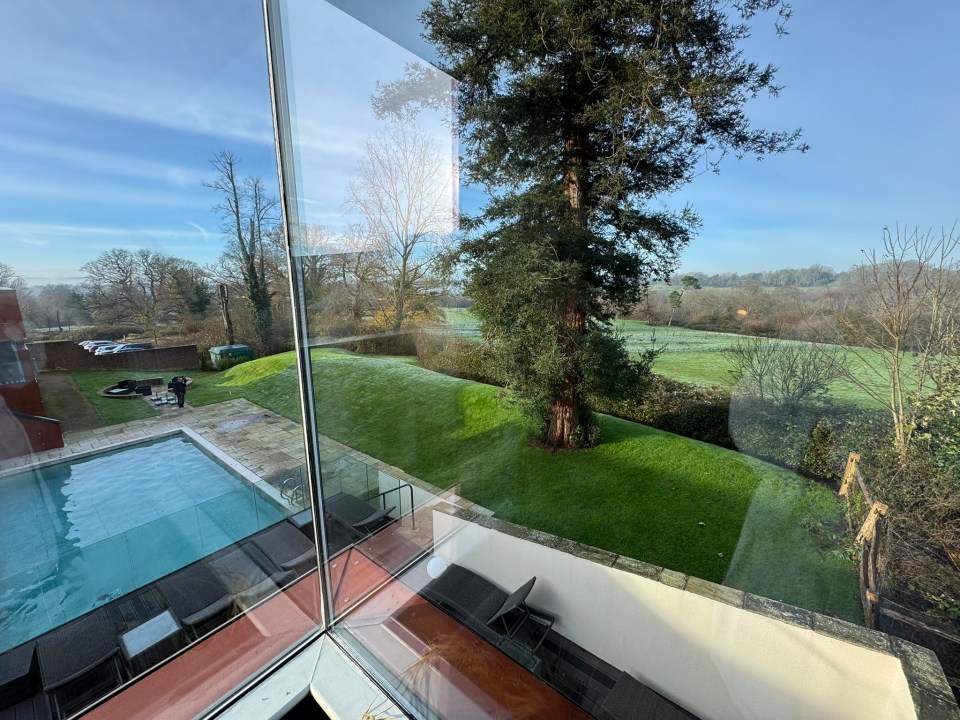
left=432, top=512, right=916, bottom=720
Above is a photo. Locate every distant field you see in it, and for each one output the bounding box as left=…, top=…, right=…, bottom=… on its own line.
left=442, top=309, right=900, bottom=410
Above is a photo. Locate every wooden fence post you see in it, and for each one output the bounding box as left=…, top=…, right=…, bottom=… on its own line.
left=855, top=501, right=889, bottom=545
left=838, top=451, right=861, bottom=498
left=855, top=500, right=888, bottom=629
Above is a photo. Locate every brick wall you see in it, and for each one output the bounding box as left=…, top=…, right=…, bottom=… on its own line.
left=0, top=410, right=64, bottom=460
left=0, top=378, right=46, bottom=416
left=30, top=342, right=201, bottom=372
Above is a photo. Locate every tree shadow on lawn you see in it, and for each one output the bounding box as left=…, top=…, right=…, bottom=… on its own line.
left=722, top=466, right=862, bottom=623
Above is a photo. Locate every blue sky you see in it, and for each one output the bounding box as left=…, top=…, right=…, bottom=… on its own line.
left=3, top=1, right=960, bottom=285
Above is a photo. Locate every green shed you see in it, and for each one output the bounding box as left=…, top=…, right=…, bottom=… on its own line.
left=209, top=344, right=255, bottom=368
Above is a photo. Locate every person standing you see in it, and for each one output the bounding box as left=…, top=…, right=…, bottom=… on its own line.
left=171, top=376, right=187, bottom=408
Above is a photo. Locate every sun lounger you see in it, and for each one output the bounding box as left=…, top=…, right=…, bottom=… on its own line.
left=0, top=693, right=50, bottom=720
left=36, top=608, right=124, bottom=720
left=250, top=521, right=317, bottom=575
left=156, top=562, right=233, bottom=640
left=208, top=544, right=294, bottom=610
left=420, top=564, right=536, bottom=645
left=0, top=641, right=37, bottom=707
left=325, top=492, right=395, bottom=534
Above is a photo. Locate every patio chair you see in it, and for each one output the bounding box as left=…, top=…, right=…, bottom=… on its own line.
left=156, top=562, right=233, bottom=640
left=325, top=492, right=395, bottom=534
left=250, top=521, right=317, bottom=576
left=208, top=544, right=294, bottom=610
left=0, top=640, right=38, bottom=708
left=598, top=671, right=699, bottom=720
left=36, top=608, right=124, bottom=720
left=420, top=564, right=536, bottom=645
left=0, top=693, right=50, bottom=720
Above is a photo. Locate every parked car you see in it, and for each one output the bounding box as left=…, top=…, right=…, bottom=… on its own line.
left=99, top=342, right=153, bottom=355
left=93, top=344, right=121, bottom=355
left=82, top=340, right=116, bottom=351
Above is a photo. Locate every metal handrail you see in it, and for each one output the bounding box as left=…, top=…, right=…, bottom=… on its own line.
left=280, top=476, right=307, bottom=506
left=8, top=409, right=61, bottom=425
left=366, top=481, right=416, bottom=530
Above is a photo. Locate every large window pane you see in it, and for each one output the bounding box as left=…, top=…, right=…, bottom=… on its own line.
left=266, top=2, right=959, bottom=719
left=0, top=3, right=320, bottom=718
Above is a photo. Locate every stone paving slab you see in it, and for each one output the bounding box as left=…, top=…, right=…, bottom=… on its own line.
left=1, top=398, right=484, bottom=518
left=0, top=399, right=305, bottom=478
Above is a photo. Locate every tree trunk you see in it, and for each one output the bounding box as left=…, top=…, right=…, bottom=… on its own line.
left=546, top=378, right=579, bottom=448
left=544, top=122, right=590, bottom=449
left=546, top=300, right=586, bottom=449
left=219, top=284, right=235, bottom=345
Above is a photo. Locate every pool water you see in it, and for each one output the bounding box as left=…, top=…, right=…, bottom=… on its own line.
left=0, top=434, right=288, bottom=652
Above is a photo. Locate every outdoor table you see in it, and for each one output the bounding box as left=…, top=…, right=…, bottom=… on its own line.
left=119, top=610, right=182, bottom=676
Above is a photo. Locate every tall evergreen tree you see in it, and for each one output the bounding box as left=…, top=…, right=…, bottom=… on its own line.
left=422, top=0, right=805, bottom=448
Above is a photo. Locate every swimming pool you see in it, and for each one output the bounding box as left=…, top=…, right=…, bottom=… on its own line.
left=0, top=433, right=289, bottom=652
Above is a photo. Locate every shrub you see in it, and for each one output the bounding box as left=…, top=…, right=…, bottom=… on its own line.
left=596, top=375, right=735, bottom=449
left=415, top=332, right=500, bottom=385
left=350, top=333, right=418, bottom=356
left=799, top=419, right=835, bottom=479
left=728, top=401, right=887, bottom=482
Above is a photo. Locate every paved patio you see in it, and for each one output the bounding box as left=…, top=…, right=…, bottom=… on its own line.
left=0, top=399, right=305, bottom=480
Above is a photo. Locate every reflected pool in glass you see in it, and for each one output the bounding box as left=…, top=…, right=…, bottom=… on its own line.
left=0, top=434, right=287, bottom=652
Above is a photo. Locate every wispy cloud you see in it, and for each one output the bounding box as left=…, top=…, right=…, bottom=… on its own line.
left=0, top=175, right=209, bottom=209
left=0, top=137, right=209, bottom=189
left=0, top=221, right=210, bottom=241
left=1, top=0, right=274, bottom=144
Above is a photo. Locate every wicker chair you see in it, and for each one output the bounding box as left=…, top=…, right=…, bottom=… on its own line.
left=36, top=608, right=124, bottom=720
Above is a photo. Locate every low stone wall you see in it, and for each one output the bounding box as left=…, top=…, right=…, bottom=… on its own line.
left=433, top=507, right=957, bottom=720
left=30, top=341, right=200, bottom=372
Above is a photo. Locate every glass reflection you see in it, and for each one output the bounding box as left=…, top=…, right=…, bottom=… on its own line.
left=0, top=1, right=318, bottom=717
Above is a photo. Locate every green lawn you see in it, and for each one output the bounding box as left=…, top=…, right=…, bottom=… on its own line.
left=162, top=349, right=858, bottom=621
left=69, top=371, right=163, bottom=425
left=66, top=351, right=860, bottom=621
left=444, top=309, right=903, bottom=410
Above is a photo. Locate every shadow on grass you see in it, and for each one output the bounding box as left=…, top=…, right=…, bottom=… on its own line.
left=723, top=467, right=862, bottom=623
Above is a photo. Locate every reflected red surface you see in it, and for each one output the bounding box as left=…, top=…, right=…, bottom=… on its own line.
left=83, top=574, right=322, bottom=720
left=84, top=517, right=588, bottom=720
left=335, top=543, right=590, bottom=719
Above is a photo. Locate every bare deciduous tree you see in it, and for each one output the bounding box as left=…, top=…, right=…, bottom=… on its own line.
left=348, top=122, right=454, bottom=333
left=205, top=151, right=279, bottom=352
left=727, top=336, right=840, bottom=413
left=25, top=284, right=89, bottom=330
left=829, top=225, right=960, bottom=456
left=667, top=275, right=701, bottom=327
left=80, top=249, right=208, bottom=338
left=0, top=262, right=26, bottom=292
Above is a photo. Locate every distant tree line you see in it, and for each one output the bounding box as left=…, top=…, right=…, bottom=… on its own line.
left=669, top=264, right=841, bottom=288
left=9, top=130, right=454, bottom=358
